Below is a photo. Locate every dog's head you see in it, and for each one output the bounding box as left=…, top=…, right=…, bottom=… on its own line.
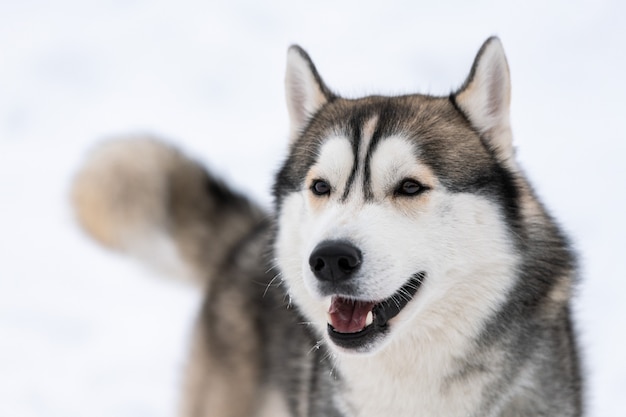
left=274, top=38, right=521, bottom=355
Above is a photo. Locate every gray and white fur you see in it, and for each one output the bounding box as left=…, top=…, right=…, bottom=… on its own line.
left=72, top=37, right=583, bottom=416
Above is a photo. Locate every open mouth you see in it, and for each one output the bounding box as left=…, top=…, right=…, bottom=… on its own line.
left=326, top=272, right=425, bottom=350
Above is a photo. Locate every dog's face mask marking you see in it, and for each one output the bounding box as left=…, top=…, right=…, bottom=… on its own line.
left=301, top=133, right=433, bottom=351
left=275, top=41, right=520, bottom=354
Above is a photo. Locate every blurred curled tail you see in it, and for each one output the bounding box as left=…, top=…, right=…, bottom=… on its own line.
left=71, top=136, right=267, bottom=286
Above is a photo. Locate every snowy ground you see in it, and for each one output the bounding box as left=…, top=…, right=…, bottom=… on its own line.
left=1, top=1, right=624, bottom=416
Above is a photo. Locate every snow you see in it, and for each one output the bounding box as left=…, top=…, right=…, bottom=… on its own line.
left=1, top=1, right=624, bottom=416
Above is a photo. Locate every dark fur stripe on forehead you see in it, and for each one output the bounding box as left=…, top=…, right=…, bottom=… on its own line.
left=362, top=102, right=417, bottom=200
left=336, top=101, right=414, bottom=201
left=340, top=115, right=363, bottom=201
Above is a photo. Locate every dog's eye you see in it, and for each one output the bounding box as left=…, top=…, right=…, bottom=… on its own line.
left=311, top=179, right=331, bottom=196
left=395, top=179, right=425, bottom=197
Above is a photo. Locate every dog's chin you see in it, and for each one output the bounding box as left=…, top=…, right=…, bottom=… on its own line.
left=323, top=272, right=426, bottom=354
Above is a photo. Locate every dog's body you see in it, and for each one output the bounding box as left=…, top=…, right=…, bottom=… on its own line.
left=72, top=38, right=583, bottom=416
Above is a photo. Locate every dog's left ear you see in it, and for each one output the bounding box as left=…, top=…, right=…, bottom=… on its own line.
left=454, top=37, right=513, bottom=163
left=285, top=46, right=335, bottom=143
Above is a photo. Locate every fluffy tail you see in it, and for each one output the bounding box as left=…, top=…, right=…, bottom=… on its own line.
left=71, top=136, right=268, bottom=286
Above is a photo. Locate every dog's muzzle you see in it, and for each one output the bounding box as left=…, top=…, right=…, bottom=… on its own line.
left=308, top=240, right=426, bottom=352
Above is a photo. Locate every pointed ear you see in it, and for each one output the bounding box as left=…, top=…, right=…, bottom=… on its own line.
left=285, top=45, right=334, bottom=142
left=454, top=37, right=514, bottom=163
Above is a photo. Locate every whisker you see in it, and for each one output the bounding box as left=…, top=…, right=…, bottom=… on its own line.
left=263, top=274, right=281, bottom=297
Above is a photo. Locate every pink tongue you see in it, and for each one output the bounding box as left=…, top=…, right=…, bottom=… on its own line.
left=328, top=297, right=376, bottom=333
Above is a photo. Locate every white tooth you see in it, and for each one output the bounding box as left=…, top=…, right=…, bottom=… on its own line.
left=365, top=311, right=373, bottom=326
left=326, top=312, right=333, bottom=324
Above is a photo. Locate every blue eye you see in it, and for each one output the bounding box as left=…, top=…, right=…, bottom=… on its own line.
left=311, top=179, right=331, bottom=196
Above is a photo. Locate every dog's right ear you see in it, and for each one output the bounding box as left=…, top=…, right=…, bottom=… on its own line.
left=285, top=46, right=334, bottom=143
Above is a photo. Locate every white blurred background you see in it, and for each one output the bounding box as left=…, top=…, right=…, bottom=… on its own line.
left=0, top=1, right=624, bottom=416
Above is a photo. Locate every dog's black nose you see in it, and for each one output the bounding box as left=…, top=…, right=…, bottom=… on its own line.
left=309, top=240, right=362, bottom=282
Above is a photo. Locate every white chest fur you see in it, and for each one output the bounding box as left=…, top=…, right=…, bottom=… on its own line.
left=335, top=331, right=492, bottom=417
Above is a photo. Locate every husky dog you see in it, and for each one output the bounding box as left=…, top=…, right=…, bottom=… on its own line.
left=72, top=37, right=583, bottom=416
